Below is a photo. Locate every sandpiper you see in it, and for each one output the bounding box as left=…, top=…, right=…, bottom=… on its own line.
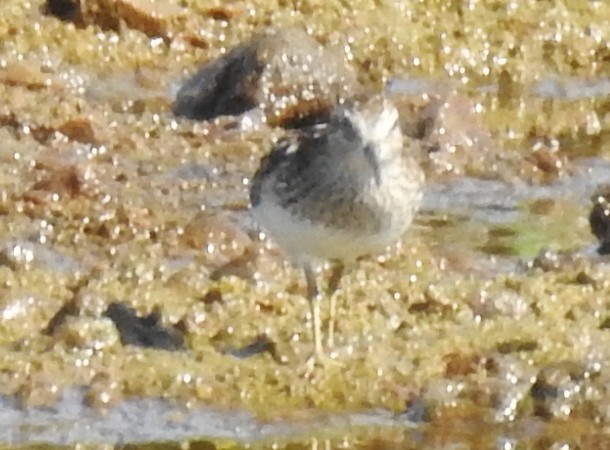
left=249, top=95, right=424, bottom=360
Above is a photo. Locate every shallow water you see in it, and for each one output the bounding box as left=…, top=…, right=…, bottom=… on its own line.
left=415, top=157, right=609, bottom=280
left=388, top=76, right=610, bottom=100
left=423, top=158, right=610, bottom=224
left=0, top=388, right=415, bottom=445
left=0, top=390, right=596, bottom=448
left=3, top=390, right=610, bottom=448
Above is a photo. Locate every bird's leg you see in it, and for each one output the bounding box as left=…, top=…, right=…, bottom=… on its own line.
left=301, top=264, right=344, bottom=373
left=326, top=261, right=344, bottom=349
left=304, top=263, right=324, bottom=359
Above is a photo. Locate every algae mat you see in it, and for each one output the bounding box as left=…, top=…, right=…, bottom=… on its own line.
left=0, top=0, right=610, bottom=448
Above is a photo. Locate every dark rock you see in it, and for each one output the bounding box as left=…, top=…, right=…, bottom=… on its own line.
left=496, top=339, right=538, bottom=354
left=528, top=248, right=579, bottom=272
left=173, top=28, right=360, bottom=127
left=402, top=395, right=431, bottom=423
left=44, top=299, right=79, bottom=335
left=103, top=302, right=184, bottom=351
left=530, top=361, right=587, bottom=419
left=221, top=334, right=277, bottom=360
left=201, top=288, right=222, bottom=305
left=478, top=354, right=537, bottom=422
left=43, top=0, right=120, bottom=31
left=43, top=0, right=82, bottom=22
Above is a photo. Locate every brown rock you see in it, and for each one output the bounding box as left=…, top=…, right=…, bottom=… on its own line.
left=204, top=5, right=241, bottom=21
left=32, top=164, right=84, bottom=199
left=182, top=212, right=251, bottom=268
left=173, top=28, right=361, bottom=127
left=0, top=61, right=52, bottom=90
left=44, top=0, right=187, bottom=37
left=115, top=0, right=187, bottom=39
left=443, top=352, right=483, bottom=378
left=393, top=92, right=496, bottom=178
left=57, top=117, right=98, bottom=144
left=518, top=144, right=571, bottom=183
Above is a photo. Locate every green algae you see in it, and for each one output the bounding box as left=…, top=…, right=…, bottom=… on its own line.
left=482, top=199, right=591, bottom=257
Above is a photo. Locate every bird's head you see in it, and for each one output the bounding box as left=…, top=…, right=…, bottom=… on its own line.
left=332, top=95, right=402, bottom=151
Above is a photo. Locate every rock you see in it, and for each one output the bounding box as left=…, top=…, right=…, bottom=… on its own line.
left=44, top=0, right=188, bottom=38
left=52, top=316, right=120, bottom=350
left=173, top=28, right=361, bottom=127
left=480, top=354, right=537, bottom=422
left=44, top=0, right=119, bottom=30
left=182, top=211, right=252, bottom=269
left=44, top=299, right=79, bottom=335
left=57, top=117, right=99, bottom=144
left=530, top=361, right=587, bottom=419
left=443, top=351, right=482, bottom=377
left=527, top=248, right=582, bottom=273
left=401, top=394, right=431, bottom=423
left=32, top=164, right=85, bottom=199
left=0, top=61, right=53, bottom=90
left=220, top=334, right=277, bottom=360
left=103, top=302, right=185, bottom=350
left=392, top=92, right=496, bottom=179
left=526, top=146, right=567, bottom=176
left=114, top=0, right=187, bottom=39
left=43, top=0, right=82, bottom=22
left=467, top=289, right=530, bottom=320
left=17, top=373, right=63, bottom=409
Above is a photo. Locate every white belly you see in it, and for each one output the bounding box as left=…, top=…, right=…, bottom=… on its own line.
left=252, top=194, right=414, bottom=265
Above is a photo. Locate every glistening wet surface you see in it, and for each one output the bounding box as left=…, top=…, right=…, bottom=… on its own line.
left=1, top=390, right=608, bottom=448
left=0, top=388, right=416, bottom=445
left=421, top=157, right=610, bottom=269
left=1, top=162, right=609, bottom=448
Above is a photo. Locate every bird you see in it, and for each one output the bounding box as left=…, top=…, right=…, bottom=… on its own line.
left=590, top=184, right=610, bottom=255
left=249, top=94, right=424, bottom=362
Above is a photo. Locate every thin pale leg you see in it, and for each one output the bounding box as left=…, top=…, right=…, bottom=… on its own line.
left=326, top=262, right=344, bottom=349
left=304, top=264, right=324, bottom=358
